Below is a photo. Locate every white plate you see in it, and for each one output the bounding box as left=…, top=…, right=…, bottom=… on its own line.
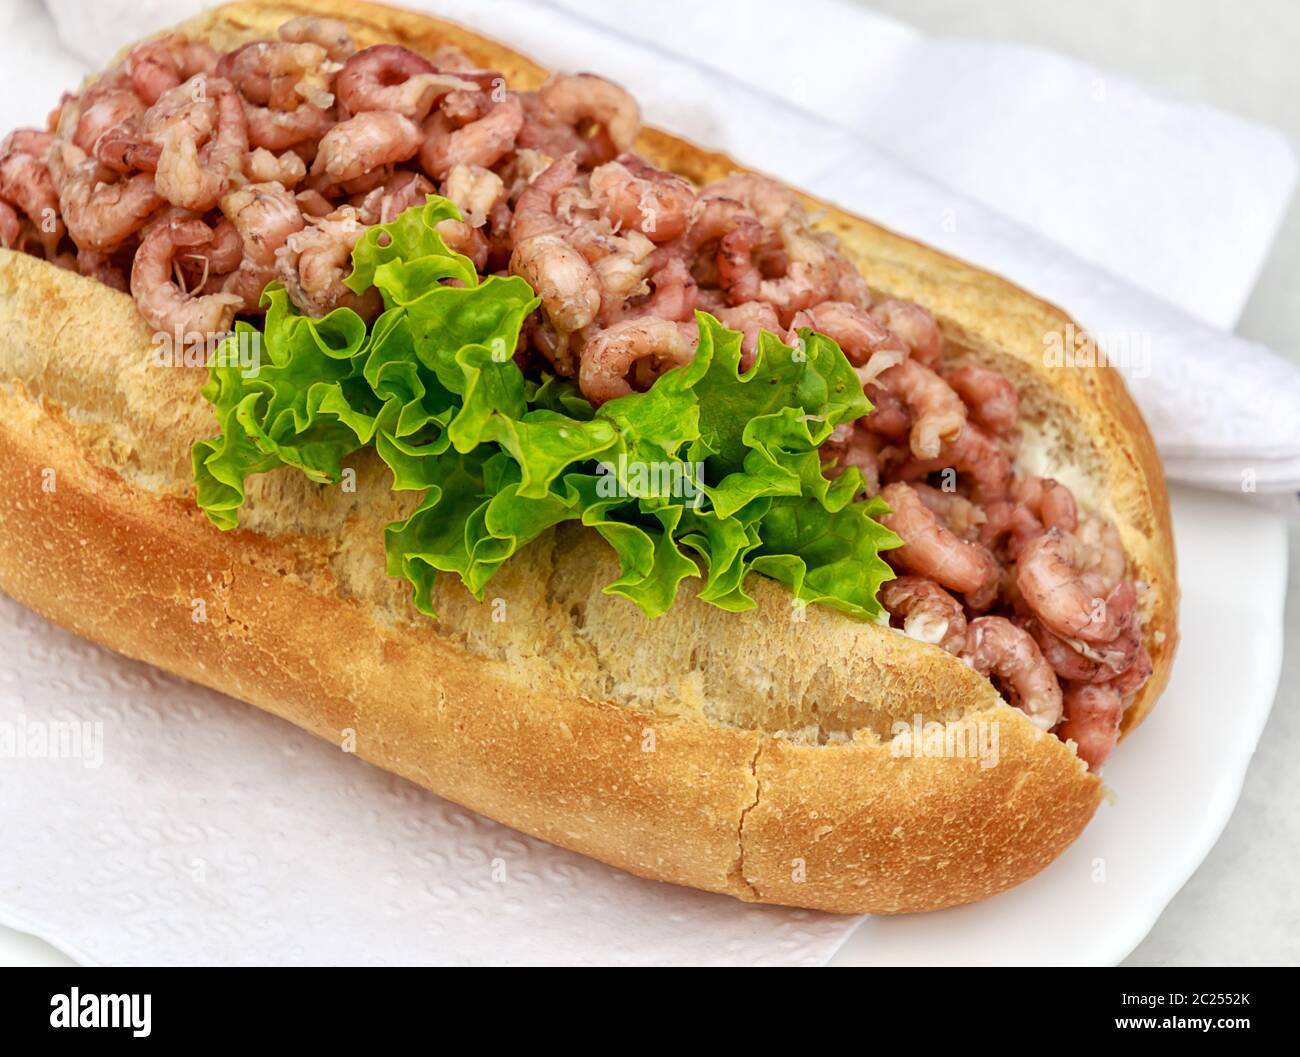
left=829, top=484, right=1288, bottom=966
left=0, top=485, right=1285, bottom=966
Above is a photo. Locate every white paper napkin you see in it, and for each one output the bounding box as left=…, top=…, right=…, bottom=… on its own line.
left=2, top=0, right=1296, bottom=967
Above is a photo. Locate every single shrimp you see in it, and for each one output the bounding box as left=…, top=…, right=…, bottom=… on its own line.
left=1109, top=643, right=1152, bottom=702
left=1057, top=683, right=1123, bottom=771
left=220, top=180, right=305, bottom=311
left=0, top=200, right=20, bottom=248
left=861, top=384, right=910, bottom=439
left=311, top=111, right=422, bottom=185
left=218, top=41, right=332, bottom=110
left=356, top=170, right=435, bottom=225
left=911, top=482, right=986, bottom=542
left=944, top=364, right=1019, bottom=436
left=879, top=482, right=999, bottom=601
left=757, top=220, right=841, bottom=322
left=698, top=172, right=800, bottom=232
left=126, top=33, right=218, bottom=106
left=790, top=299, right=907, bottom=382
left=75, top=247, right=129, bottom=291
left=442, top=163, right=503, bottom=227
left=1013, top=475, right=1078, bottom=532
left=959, top=616, right=1064, bottom=730
left=588, top=154, right=695, bottom=243
left=525, top=74, right=640, bottom=167
left=154, top=77, right=248, bottom=212
left=509, top=156, right=602, bottom=334
left=244, top=146, right=307, bottom=188
left=336, top=44, right=477, bottom=120
left=821, top=423, right=882, bottom=496
left=685, top=195, right=764, bottom=305
left=47, top=140, right=163, bottom=252
left=1026, top=617, right=1141, bottom=684
left=130, top=216, right=242, bottom=342
left=895, top=423, right=1013, bottom=503
left=876, top=357, right=967, bottom=459
left=870, top=298, right=943, bottom=369
left=0, top=130, right=63, bottom=254
left=244, top=99, right=334, bottom=151
left=277, top=15, right=356, bottom=60
left=73, top=88, right=145, bottom=155
left=579, top=316, right=697, bottom=405
left=881, top=575, right=968, bottom=654
left=276, top=206, right=380, bottom=318
left=714, top=300, right=781, bottom=367
left=1016, top=527, right=1137, bottom=644
left=419, top=92, right=523, bottom=180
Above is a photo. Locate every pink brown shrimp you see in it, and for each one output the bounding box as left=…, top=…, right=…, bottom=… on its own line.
left=822, top=423, right=882, bottom=496
left=0, top=130, right=63, bottom=255
left=881, top=576, right=968, bottom=654
left=311, top=111, right=422, bottom=185
left=419, top=92, right=523, bottom=180
left=0, top=200, right=20, bottom=249
left=757, top=220, right=842, bottom=322
left=130, top=216, right=242, bottom=342
left=47, top=140, right=163, bottom=253
left=356, top=170, right=435, bottom=225
left=244, top=146, right=307, bottom=188
left=244, top=98, right=334, bottom=151
left=861, top=384, right=910, bottom=439
left=1027, top=616, right=1141, bottom=684
left=579, top=316, right=698, bottom=405
left=1057, top=683, right=1123, bottom=771
left=685, top=196, right=764, bottom=305
left=526, top=74, right=640, bottom=167
left=910, top=481, right=986, bottom=542
left=220, top=180, right=305, bottom=311
left=876, top=357, right=967, bottom=460
left=276, top=206, right=380, bottom=319
left=790, top=300, right=907, bottom=383
left=442, top=163, right=503, bottom=227
left=697, top=172, right=800, bottom=233
left=714, top=300, right=781, bottom=367
left=878, top=482, right=999, bottom=601
left=153, top=78, right=249, bottom=213
left=588, top=154, right=695, bottom=243
left=509, top=156, right=602, bottom=334
left=75, top=248, right=129, bottom=291
left=1016, top=527, right=1137, bottom=644
left=870, top=298, right=943, bottom=369
left=895, top=423, right=1013, bottom=504
left=944, top=364, right=1019, bottom=437
left=336, top=45, right=478, bottom=120
left=126, top=33, right=218, bottom=106
left=73, top=88, right=145, bottom=156
left=959, top=615, right=1064, bottom=730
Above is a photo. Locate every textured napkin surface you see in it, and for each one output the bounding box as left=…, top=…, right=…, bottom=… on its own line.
left=1, top=0, right=1296, bottom=967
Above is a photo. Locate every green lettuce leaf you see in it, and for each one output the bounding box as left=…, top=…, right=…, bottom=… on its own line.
left=193, top=196, right=900, bottom=621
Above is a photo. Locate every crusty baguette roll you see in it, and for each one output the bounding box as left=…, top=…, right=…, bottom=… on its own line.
left=0, top=0, right=1176, bottom=914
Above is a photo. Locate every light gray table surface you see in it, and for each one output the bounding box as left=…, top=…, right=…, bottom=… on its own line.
left=859, top=0, right=1299, bottom=968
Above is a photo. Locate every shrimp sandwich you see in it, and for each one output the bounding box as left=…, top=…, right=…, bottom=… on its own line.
left=0, top=0, right=1177, bottom=914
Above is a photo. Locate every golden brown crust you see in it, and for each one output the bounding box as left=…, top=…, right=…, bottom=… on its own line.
left=0, top=0, right=1179, bottom=914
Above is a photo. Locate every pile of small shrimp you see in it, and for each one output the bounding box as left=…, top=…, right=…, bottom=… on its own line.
left=0, top=18, right=1148, bottom=769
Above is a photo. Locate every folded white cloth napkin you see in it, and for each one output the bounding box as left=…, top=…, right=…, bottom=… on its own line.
left=1, top=0, right=1295, bottom=968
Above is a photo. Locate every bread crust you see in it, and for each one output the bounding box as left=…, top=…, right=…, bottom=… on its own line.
left=0, top=0, right=1177, bottom=914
